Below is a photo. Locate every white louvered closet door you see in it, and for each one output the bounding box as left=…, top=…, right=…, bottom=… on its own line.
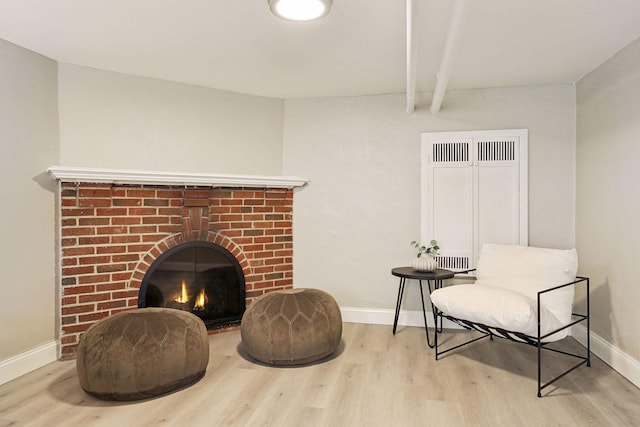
left=421, top=129, right=528, bottom=270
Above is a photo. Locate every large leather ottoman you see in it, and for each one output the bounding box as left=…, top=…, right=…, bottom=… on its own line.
left=76, top=308, right=209, bottom=401
left=240, top=288, right=342, bottom=365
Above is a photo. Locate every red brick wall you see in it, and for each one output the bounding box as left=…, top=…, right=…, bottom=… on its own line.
left=59, top=182, right=293, bottom=359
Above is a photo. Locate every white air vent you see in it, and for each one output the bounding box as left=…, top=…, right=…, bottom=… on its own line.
left=435, top=256, right=470, bottom=272
left=432, top=142, right=469, bottom=163
left=477, top=140, right=516, bottom=162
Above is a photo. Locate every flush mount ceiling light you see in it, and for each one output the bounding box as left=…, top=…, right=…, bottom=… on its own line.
left=268, top=0, right=333, bottom=21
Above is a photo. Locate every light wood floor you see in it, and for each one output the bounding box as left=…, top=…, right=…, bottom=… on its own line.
left=1, top=323, right=639, bottom=426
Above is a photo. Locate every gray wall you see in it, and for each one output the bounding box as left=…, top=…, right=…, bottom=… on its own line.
left=283, top=85, right=577, bottom=309
left=577, top=37, right=640, bottom=362
left=58, top=64, right=285, bottom=175
left=0, top=39, right=59, bottom=360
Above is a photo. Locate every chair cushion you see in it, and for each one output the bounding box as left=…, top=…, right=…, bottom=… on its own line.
left=430, top=244, right=579, bottom=342
left=474, top=244, right=578, bottom=327
left=430, top=284, right=567, bottom=340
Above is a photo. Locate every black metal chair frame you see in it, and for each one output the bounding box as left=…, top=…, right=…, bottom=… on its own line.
left=434, top=271, right=590, bottom=397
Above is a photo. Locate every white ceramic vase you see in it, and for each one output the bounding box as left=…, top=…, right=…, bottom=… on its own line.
left=412, top=256, right=438, bottom=272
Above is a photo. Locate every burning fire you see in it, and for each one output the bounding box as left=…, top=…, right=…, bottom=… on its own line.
left=173, top=280, right=207, bottom=310
left=193, top=288, right=207, bottom=310
left=175, top=280, right=189, bottom=304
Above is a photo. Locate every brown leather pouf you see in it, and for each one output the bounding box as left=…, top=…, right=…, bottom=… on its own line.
left=241, top=288, right=342, bottom=365
left=76, top=308, right=209, bottom=401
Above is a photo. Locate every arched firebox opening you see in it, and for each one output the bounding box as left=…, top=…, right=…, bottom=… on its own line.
left=138, top=241, right=246, bottom=329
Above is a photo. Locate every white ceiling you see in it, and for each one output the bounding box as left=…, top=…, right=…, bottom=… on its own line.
left=1, top=0, right=640, bottom=99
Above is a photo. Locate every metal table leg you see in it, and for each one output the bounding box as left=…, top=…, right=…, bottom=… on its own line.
left=391, top=267, right=455, bottom=348
left=392, top=277, right=406, bottom=335
left=427, top=279, right=444, bottom=333
left=418, top=279, right=434, bottom=348
left=397, top=277, right=438, bottom=347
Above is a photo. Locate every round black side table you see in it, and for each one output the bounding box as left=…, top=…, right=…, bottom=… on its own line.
left=391, top=267, right=454, bottom=348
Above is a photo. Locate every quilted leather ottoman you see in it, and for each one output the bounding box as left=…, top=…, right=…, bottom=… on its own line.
left=241, top=288, right=342, bottom=365
left=76, top=308, right=209, bottom=401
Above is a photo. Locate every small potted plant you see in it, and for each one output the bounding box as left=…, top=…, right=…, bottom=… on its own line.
left=410, top=239, right=440, bottom=272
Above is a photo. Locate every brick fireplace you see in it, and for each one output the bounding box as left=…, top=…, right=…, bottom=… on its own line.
left=49, top=167, right=307, bottom=359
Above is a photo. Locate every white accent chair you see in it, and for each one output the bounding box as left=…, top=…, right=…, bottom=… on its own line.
left=430, top=243, right=590, bottom=397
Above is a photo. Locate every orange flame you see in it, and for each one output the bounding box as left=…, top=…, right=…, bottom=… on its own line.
left=175, top=280, right=189, bottom=304
left=193, top=288, right=206, bottom=310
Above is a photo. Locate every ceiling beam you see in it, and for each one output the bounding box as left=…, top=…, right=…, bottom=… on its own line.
left=430, top=0, right=469, bottom=114
left=406, top=0, right=417, bottom=113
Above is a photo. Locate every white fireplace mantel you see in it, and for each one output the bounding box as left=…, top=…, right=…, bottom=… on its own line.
left=48, top=166, right=309, bottom=189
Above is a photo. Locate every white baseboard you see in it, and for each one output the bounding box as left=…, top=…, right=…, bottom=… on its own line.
left=0, top=340, right=59, bottom=386
left=572, top=324, right=640, bottom=390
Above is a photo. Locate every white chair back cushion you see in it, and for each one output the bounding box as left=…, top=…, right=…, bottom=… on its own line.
left=475, top=244, right=578, bottom=326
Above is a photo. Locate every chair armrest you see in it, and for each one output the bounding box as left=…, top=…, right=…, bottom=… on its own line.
left=538, top=275, right=588, bottom=296
left=537, top=276, right=589, bottom=340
